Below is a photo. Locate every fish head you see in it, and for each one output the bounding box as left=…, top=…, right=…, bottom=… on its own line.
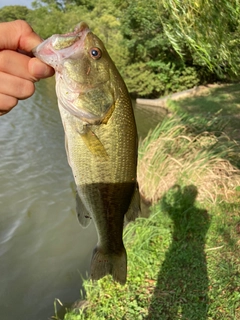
left=33, top=22, right=118, bottom=123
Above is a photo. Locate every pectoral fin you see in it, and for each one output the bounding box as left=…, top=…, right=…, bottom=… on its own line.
left=80, top=125, right=108, bottom=159
left=125, top=183, right=141, bottom=224
left=76, top=192, right=92, bottom=228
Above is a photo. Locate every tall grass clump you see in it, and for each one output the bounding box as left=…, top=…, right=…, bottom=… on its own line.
left=138, top=113, right=240, bottom=204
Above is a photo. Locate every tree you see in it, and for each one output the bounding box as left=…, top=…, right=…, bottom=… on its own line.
left=159, top=0, right=240, bottom=76
left=116, top=0, right=240, bottom=97
left=0, top=6, right=30, bottom=22
left=116, top=0, right=200, bottom=97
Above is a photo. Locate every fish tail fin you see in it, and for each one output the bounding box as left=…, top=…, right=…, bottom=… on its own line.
left=90, top=246, right=127, bottom=285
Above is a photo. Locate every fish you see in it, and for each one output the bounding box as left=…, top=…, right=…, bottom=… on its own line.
left=33, top=22, right=140, bottom=285
left=33, top=22, right=141, bottom=284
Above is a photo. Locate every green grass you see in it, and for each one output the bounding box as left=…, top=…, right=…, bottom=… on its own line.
left=168, top=83, right=240, bottom=142
left=55, top=83, right=240, bottom=320
left=59, top=193, right=240, bottom=320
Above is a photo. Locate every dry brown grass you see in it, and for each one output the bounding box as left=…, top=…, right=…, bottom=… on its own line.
left=137, top=116, right=240, bottom=204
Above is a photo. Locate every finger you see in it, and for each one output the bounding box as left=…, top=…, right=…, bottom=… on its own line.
left=0, top=50, right=54, bottom=82
left=0, top=20, right=42, bottom=52
left=0, top=50, right=34, bottom=80
left=0, top=93, right=17, bottom=113
left=0, top=50, right=55, bottom=83
left=0, top=72, right=35, bottom=99
left=28, top=57, right=55, bottom=79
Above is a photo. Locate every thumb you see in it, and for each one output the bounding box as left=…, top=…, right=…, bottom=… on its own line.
left=28, top=57, right=55, bottom=79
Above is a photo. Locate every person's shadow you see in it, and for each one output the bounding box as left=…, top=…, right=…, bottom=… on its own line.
left=147, top=185, right=211, bottom=320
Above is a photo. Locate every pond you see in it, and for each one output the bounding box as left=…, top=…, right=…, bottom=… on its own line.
left=0, top=77, right=165, bottom=320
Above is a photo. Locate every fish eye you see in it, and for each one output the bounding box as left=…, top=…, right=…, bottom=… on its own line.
left=90, top=47, right=102, bottom=60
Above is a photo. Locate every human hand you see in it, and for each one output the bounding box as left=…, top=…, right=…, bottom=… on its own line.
left=0, top=20, right=55, bottom=116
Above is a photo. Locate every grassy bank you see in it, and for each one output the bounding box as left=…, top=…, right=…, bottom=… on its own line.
left=57, top=84, right=240, bottom=320
left=167, top=83, right=240, bottom=142
left=62, top=198, right=239, bottom=320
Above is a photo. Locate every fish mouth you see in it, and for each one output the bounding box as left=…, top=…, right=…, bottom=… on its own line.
left=33, top=22, right=107, bottom=124
left=32, top=22, right=90, bottom=66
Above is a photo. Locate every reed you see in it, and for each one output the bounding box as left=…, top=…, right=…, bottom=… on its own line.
left=138, top=114, right=240, bottom=204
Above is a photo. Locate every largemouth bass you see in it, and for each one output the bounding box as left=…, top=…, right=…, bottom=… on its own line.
left=33, top=22, right=140, bottom=285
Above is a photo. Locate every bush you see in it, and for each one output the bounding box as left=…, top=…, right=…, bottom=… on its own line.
left=124, top=62, right=200, bottom=98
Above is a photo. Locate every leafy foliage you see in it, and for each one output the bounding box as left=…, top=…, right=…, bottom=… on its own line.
left=159, top=0, right=240, bottom=75
left=0, top=5, right=30, bottom=22
left=0, top=0, right=240, bottom=97
left=118, top=0, right=240, bottom=96
left=124, top=62, right=200, bottom=97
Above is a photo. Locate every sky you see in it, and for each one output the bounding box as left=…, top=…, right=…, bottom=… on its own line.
left=0, top=0, right=33, bottom=8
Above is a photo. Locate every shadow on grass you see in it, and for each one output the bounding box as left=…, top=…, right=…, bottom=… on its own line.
left=147, top=185, right=211, bottom=320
